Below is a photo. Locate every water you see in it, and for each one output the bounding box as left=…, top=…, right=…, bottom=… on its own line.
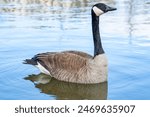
left=0, top=0, right=150, bottom=100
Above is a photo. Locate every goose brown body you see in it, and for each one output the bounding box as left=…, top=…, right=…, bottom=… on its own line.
left=33, top=51, right=107, bottom=84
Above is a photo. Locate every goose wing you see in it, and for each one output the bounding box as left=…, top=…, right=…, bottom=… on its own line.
left=62, top=51, right=93, bottom=59
left=36, top=51, right=92, bottom=78
left=44, top=51, right=93, bottom=59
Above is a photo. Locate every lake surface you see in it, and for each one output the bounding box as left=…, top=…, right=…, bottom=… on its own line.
left=0, top=0, right=150, bottom=100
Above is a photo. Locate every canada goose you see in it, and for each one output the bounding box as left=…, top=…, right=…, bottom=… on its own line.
left=24, top=3, right=117, bottom=84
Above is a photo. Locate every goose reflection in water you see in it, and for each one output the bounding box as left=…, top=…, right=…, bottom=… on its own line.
left=25, top=73, right=107, bottom=100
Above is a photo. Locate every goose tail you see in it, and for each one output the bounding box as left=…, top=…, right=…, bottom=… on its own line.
left=23, top=57, right=37, bottom=65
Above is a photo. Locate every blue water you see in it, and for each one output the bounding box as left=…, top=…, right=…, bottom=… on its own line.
left=0, top=0, right=150, bottom=100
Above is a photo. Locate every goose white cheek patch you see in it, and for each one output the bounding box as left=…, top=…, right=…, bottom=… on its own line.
left=93, top=6, right=104, bottom=16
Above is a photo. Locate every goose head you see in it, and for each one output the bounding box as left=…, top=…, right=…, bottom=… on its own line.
left=92, top=3, right=117, bottom=16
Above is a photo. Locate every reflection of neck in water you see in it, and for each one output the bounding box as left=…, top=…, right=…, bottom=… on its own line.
left=25, top=73, right=108, bottom=100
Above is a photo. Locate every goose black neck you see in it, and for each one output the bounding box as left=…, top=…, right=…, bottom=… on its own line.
left=92, top=10, right=104, bottom=57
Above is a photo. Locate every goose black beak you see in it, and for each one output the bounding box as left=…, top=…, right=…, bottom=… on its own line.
left=105, top=6, right=117, bottom=12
